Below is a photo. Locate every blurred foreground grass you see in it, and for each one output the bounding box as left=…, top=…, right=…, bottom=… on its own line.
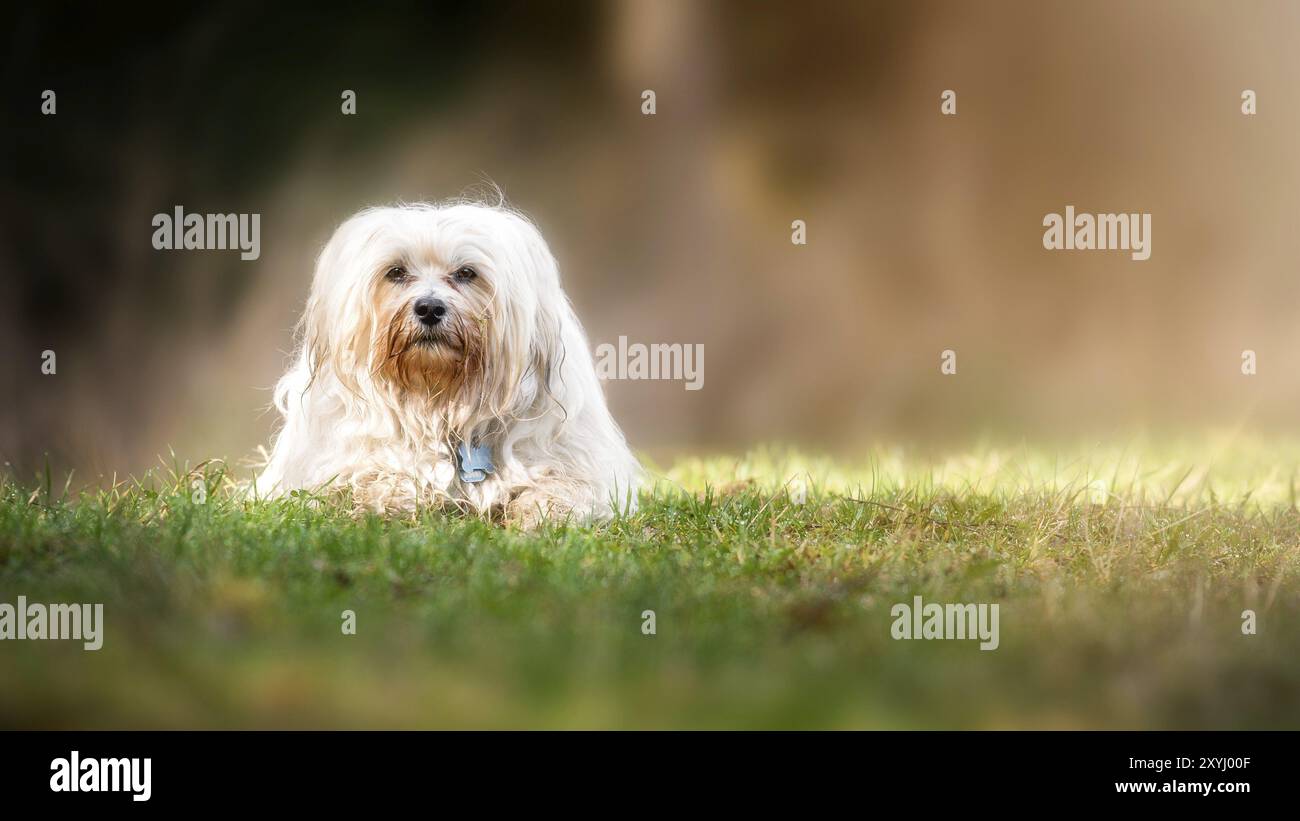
left=2, top=432, right=1299, bottom=728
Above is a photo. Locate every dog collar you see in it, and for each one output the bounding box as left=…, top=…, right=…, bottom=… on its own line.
left=456, top=441, right=495, bottom=484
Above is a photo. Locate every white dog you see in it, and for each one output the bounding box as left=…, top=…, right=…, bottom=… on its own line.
left=256, top=201, right=640, bottom=525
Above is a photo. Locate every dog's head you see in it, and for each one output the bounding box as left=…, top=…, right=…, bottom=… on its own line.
left=302, top=202, right=567, bottom=426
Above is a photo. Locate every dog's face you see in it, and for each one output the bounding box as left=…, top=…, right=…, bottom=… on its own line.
left=367, top=213, right=494, bottom=392
left=304, top=204, right=562, bottom=415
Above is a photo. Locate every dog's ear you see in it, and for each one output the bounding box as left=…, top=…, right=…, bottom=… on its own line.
left=299, top=218, right=376, bottom=394
left=529, top=304, right=568, bottom=419
left=300, top=292, right=333, bottom=389
left=300, top=249, right=342, bottom=389
left=513, top=216, right=575, bottom=419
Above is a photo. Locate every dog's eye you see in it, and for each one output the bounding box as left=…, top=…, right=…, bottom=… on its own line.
left=385, top=266, right=408, bottom=282
left=452, top=265, right=477, bottom=282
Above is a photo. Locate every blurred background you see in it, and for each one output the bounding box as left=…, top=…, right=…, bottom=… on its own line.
left=4, top=0, right=1300, bottom=480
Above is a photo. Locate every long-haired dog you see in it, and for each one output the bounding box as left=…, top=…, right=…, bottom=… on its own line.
left=256, top=201, right=640, bottom=526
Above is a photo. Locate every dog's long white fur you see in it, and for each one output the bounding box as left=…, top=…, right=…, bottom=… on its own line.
left=256, top=201, right=640, bottom=524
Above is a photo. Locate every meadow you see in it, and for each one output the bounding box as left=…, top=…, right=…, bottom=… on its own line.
left=2, top=433, right=1298, bottom=728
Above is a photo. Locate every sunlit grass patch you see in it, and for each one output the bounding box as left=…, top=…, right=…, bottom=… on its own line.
left=2, top=435, right=1298, bottom=728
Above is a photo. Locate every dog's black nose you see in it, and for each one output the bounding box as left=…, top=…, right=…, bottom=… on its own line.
left=413, top=297, right=447, bottom=325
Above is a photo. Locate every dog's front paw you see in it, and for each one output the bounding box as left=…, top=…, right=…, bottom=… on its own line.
left=348, top=470, right=431, bottom=517
left=505, top=490, right=574, bottom=529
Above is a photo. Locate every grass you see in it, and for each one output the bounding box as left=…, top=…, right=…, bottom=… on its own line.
left=2, top=432, right=1299, bottom=729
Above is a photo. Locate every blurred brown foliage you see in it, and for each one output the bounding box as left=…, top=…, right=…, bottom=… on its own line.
left=4, top=0, right=1300, bottom=479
